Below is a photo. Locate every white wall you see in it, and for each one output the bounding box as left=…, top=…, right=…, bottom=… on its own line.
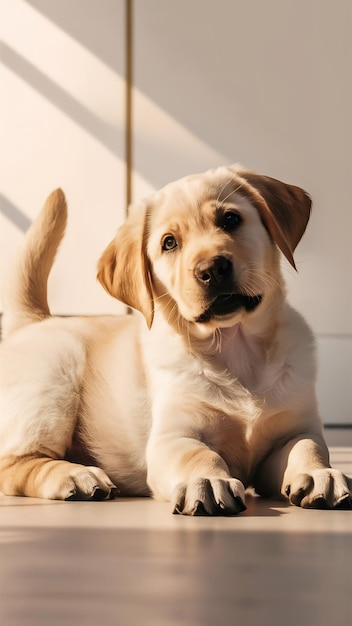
left=0, top=0, right=126, bottom=315
left=132, top=0, right=352, bottom=423
left=1, top=0, right=351, bottom=423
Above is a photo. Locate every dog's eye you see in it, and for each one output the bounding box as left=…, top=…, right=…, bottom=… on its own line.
left=221, top=211, right=242, bottom=232
left=162, top=235, right=178, bottom=251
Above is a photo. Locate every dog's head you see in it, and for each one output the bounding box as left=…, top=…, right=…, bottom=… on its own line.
left=97, top=166, right=311, bottom=332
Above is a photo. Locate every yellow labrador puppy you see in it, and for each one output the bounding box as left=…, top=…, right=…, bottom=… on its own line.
left=0, top=165, right=351, bottom=514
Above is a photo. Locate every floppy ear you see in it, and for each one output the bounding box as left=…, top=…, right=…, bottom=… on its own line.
left=234, top=168, right=312, bottom=270
left=97, top=201, right=154, bottom=327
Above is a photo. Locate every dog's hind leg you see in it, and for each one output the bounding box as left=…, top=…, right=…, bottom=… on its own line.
left=0, top=323, right=116, bottom=500
left=0, top=454, right=117, bottom=500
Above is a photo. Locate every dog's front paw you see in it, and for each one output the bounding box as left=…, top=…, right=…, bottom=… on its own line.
left=285, top=469, right=352, bottom=509
left=172, top=477, right=246, bottom=516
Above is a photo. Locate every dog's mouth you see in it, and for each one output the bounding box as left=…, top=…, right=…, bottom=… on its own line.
left=195, top=293, right=263, bottom=323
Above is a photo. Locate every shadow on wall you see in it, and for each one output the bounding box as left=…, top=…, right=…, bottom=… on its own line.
left=23, top=0, right=352, bottom=190
left=0, top=195, right=31, bottom=232
left=1, top=0, right=125, bottom=232
left=0, top=0, right=290, bottom=229
left=2, top=44, right=122, bottom=158
left=24, top=0, right=318, bottom=170
left=26, top=0, right=125, bottom=74
left=18, top=0, right=235, bottom=191
left=3, top=1, right=352, bottom=229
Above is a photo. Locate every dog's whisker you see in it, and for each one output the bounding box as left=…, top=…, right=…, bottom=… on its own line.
left=245, top=264, right=285, bottom=298
left=215, top=179, right=232, bottom=205
left=216, top=181, right=235, bottom=207
left=166, top=302, right=178, bottom=326
left=153, top=291, right=170, bottom=303
left=215, top=177, right=249, bottom=214
left=213, top=328, right=223, bottom=352
left=258, top=272, right=285, bottom=298
left=185, top=322, right=193, bottom=353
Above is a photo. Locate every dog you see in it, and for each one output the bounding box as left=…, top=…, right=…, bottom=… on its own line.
left=0, top=165, right=351, bottom=515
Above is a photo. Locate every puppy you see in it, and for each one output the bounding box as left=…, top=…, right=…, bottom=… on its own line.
left=0, top=165, right=351, bottom=514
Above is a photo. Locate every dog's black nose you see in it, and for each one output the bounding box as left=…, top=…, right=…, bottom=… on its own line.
left=194, top=255, right=233, bottom=285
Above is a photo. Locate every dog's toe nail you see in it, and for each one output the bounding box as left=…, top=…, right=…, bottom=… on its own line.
left=335, top=494, right=352, bottom=509
left=65, top=492, right=76, bottom=501
left=91, top=486, right=107, bottom=501
left=309, top=495, right=328, bottom=509
left=192, top=500, right=207, bottom=516
left=234, top=496, right=247, bottom=512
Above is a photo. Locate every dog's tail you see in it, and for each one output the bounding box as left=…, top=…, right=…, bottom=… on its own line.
left=1, top=189, right=67, bottom=338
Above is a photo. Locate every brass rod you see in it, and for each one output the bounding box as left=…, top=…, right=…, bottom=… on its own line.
left=125, top=1, right=133, bottom=315
left=125, top=0, right=133, bottom=211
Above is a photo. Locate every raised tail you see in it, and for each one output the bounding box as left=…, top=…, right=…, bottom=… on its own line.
left=1, top=189, right=67, bottom=338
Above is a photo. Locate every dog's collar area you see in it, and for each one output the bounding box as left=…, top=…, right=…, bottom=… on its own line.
left=195, top=293, right=263, bottom=323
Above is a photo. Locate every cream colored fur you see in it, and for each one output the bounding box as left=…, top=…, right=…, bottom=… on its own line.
left=0, top=165, right=351, bottom=514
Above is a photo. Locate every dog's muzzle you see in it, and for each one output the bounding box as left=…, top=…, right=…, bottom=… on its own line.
left=193, top=255, right=262, bottom=323
left=195, top=293, right=263, bottom=323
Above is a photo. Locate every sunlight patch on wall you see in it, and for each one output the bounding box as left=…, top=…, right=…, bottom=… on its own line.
left=1, top=0, right=126, bottom=315
left=2, top=0, right=123, bottom=126
left=132, top=86, right=228, bottom=200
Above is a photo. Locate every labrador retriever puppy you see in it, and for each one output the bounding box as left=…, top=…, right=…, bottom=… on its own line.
left=0, top=165, right=351, bottom=514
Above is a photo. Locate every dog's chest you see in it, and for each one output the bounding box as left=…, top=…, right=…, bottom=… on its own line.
left=198, top=335, right=292, bottom=479
left=218, top=329, right=267, bottom=392
left=210, top=328, right=291, bottom=413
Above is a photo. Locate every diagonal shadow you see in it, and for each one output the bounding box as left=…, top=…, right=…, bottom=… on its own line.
left=0, top=194, right=32, bottom=232
left=1, top=43, right=222, bottom=194
left=1, top=43, right=123, bottom=158
left=25, top=0, right=124, bottom=74
left=23, top=0, right=241, bottom=170
left=24, top=0, right=234, bottom=178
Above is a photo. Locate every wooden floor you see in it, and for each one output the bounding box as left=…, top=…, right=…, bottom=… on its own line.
left=1, top=429, right=351, bottom=626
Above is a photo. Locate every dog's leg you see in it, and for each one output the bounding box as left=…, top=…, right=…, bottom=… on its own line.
left=0, top=454, right=117, bottom=500
left=254, top=433, right=352, bottom=509
left=0, top=325, right=116, bottom=500
left=147, top=436, right=246, bottom=516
